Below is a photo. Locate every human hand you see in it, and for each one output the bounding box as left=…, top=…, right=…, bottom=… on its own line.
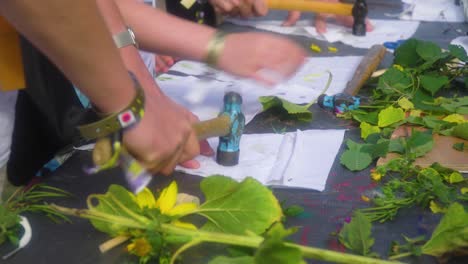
left=281, top=0, right=374, bottom=34
left=208, top=0, right=268, bottom=18
left=122, top=91, right=205, bottom=175
left=217, top=32, right=306, bottom=85
left=155, top=54, right=175, bottom=73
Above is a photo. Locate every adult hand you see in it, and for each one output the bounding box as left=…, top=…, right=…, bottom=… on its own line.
left=122, top=91, right=208, bottom=175
left=208, top=0, right=268, bottom=18
left=155, top=54, right=175, bottom=73
left=281, top=0, right=374, bottom=34
left=217, top=32, right=306, bottom=85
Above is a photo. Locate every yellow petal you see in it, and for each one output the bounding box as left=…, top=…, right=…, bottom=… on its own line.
left=135, top=188, right=156, bottom=209
left=126, top=242, right=135, bottom=252
left=361, top=195, right=370, bottom=202
left=429, top=200, right=447, bottom=214
left=172, top=220, right=197, bottom=230
left=156, top=181, right=178, bottom=214
left=310, top=44, right=321, bottom=53
left=167, top=202, right=198, bottom=217
left=370, top=170, right=382, bottom=182
left=328, top=46, right=338, bottom=53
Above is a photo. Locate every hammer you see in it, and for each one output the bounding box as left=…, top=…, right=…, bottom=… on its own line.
left=317, top=44, right=387, bottom=113
left=265, top=0, right=368, bottom=36
left=92, top=91, right=245, bottom=192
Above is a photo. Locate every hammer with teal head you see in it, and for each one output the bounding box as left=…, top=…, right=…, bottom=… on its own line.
left=92, top=91, right=245, bottom=193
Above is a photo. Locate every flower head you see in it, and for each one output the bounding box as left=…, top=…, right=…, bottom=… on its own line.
left=127, top=237, right=152, bottom=257
left=370, top=169, right=382, bottom=182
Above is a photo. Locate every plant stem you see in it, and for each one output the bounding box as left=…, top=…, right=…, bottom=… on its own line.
left=160, top=224, right=402, bottom=264
left=388, top=252, right=413, bottom=260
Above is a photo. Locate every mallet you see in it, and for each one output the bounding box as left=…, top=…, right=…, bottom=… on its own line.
left=265, top=0, right=368, bottom=36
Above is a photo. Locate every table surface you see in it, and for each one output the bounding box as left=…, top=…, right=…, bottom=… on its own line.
left=2, top=1, right=468, bottom=263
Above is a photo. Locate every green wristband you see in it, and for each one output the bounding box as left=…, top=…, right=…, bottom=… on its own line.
left=78, top=75, right=145, bottom=140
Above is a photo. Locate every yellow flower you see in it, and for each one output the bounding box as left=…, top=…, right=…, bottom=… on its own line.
left=328, top=46, right=338, bottom=53
left=361, top=195, right=370, bottom=202
left=370, top=169, right=382, bottom=182
left=127, top=238, right=152, bottom=257
left=429, top=201, right=447, bottom=214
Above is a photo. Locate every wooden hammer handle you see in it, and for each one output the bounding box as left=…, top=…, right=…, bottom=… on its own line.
left=266, top=0, right=353, bottom=16
left=344, top=44, right=387, bottom=96
left=193, top=114, right=231, bottom=140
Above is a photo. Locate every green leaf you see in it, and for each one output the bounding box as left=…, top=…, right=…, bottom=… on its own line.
left=448, top=44, right=468, bottom=62
left=259, top=96, right=312, bottom=122
left=422, top=203, right=468, bottom=257
left=283, top=205, right=304, bottom=217
left=452, top=123, right=468, bottom=140
left=254, top=223, right=304, bottom=264
left=340, top=149, right=373, bottom=171
left=420, top=74, right=449, bottom=96
left=448, top=172, right=465, bottom=184
left=88, top=184, right=142, bottom=235
left=360, top=122, right=381, bottom=140
left=406, top=130, right=434, bottom=157
left=197, top=176, right=283, bottom=235
left=339, top=211, right=375, bottom=256
left=416, top=41, right=442, bottom=61
left=378, top=106, right=405, bottom=127
left=351, top=110, right=379, bottom=125
left=209, top=256, right=254, bottom=264
left=394, top=39, right=422, bottom=67
left=388, top=138, right=405, bottom=153
left=377, top=68, right=412, bottom=95
left=453, top=142, right=465, bottom=151
left=397, top=97, right=414, bottom=110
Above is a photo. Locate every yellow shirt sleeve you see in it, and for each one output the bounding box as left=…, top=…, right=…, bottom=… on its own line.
left=0, top=16, right=25, bottom=91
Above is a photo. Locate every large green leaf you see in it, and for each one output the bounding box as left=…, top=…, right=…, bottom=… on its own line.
left=378, top=106, right=405, bottom=127
left=351, top=110, right=379, bottom=125
left=416, top=41, right=443, bottom=61
left=259, top=96, right=312, bottom=122
left=452, top=123, right=468, bottom=140
left=448, top=44, right=468, bottom=62
left=339, top=211, right=375, bottom=256
left=197, top=176, right=283, bottom=235
left=377, top=68, right=412, bottom=95
left=88, top=184, right=142, bottom=235
left=422, top=203, right=468, bottom=257
left=254, top=223, right=304, bottom=264
left=340, top=148, right=373, bottom=171
left=394, top=39, right=422, bottom=67
left=420, top=74, right=449, bottom=96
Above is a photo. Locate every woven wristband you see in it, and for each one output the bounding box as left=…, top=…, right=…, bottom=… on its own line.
left=78, top=73, right=145, bottom=140
left=205, top=31, right=227, bottom=67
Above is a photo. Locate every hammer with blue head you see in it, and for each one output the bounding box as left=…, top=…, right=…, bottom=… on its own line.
left=91, top=91, right=245, bottom=193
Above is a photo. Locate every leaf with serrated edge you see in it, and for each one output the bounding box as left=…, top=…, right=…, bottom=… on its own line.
left=339, top=211, right=375, bottom=256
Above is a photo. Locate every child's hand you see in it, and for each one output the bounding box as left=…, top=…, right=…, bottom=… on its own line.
left=155, top=54, right=175, bottom=73
left=208, top=0, right=268, bottom=18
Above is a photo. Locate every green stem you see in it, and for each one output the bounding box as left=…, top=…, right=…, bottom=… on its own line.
left=160, top=224, right=402, bottom=264
left=388, top=252, right=413, bottom=260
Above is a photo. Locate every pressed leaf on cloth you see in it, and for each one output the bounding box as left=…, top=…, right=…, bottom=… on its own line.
left=259, top=96, right=312, bottom=122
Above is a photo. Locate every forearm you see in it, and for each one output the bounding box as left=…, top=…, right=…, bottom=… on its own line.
left=115, top=0, right=215, bottom=62
left=0, top=0, right=134, bottom=113
left=96, top=0, right=163, bottom=98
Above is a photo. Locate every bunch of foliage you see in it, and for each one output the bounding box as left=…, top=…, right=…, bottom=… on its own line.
left=51, top=176, right=400, bottom=264
left=0, top=184, right=70, bottom=246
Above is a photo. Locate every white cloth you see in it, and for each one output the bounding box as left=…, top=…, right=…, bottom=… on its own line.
left=401, top=0, right=465, bottom=22
left=451, top=36, right=468, bottom=54
left=157, top=56, right=363, bottom=123
left=0, top=91, right=18, bottom=167
left=227, top=19, right=420, bottom=49
left=176, top=129, right=346, bottom=191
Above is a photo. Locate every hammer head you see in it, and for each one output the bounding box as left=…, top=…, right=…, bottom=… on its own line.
left=352, top=0, right=368, bottom=36
left=216, top=92, right=245, bottom=166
